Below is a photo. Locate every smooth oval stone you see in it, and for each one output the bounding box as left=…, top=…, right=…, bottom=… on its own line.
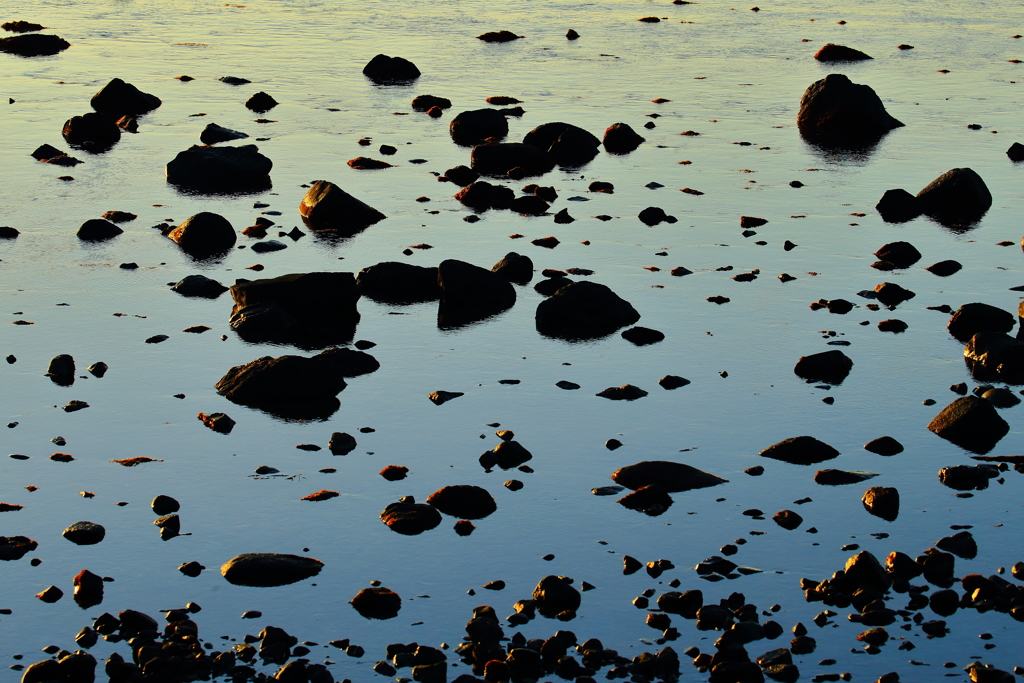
left=220, top=553, right=323, bottom=587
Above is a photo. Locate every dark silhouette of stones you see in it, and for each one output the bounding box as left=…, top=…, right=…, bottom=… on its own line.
left=47, top=354, right=75, bottom=385
left=536, top=281, right=640, bottom=340
left=74, top=569, right=104, bottom=609
left=481, top=441, right=533, bottom=470
left=62, top=521, right=105, bottom=545
left=221, top=553, right=323, bottom=586
left=534, top=276, right=572, bottom=297
left=412, top=94, right=451, bottom=111
left=874, top=242, right=921, bottom=268
left=814, top=469, right=878, bottom=485
left=864, top=436, right=903, bottom=456
left=638, top=207, right=674, bottom=226
left=797, top=74, right=903, bottom=144
left=0, top=33, right=69, bottom=56
left=920, top=551, right=956, bottom=588
left=329, top=432, right=357, bottom=455
left=927, top=396, right=1009, bottom=453
left=658, top=590, right=702, bottom=617
left=760, top=436, right=839, bottom=465
left=509, top=195, right=549, bottom=215
left=611, top=461, right=727, bottom=492
left=0, top=226, right=19, bottom=238
left=450, top=109, right=509, bottom=146
left=621, top=327, right=664, bottom=345
left=167, top=212, right=236, bottom=258
left=773, top=510, right=803, bottom=530
left=428, top=390, right=464, bottom=405
left=363, top=54, right=420, bottom=83
left=533, top=575, right=581, bottom=617
left=454, top=181, right=515, bottom=210
left=916, top=168, right=991, bottom=225
left=246, top=91, right=278, bottom=112
left=948, top=303, right=1015, bottom=342
left=314, top=347, right=379, bottom=377
left=215, top=353, right=348, bottom=419
left=814, top=44, right=872, bottom=61
left=77, top=218, right=123, bottom=241
left=351, top=587, right=402, bottom=619
left=862, top=486, right=899, bottom=521
left=381, top=501, right=442, bottom=535
left=471, top=142, right=554, bottom=177
left=938, top=464, right=999, bottom=490
left=151, top=495, right=180, bottom=515
left=523, top=122, right=601, bottom=167
left=928, top=589, right=959, bottom=617
left=166, top=144, right=272, bottom=193
left=347, top=156, right=392, bottom=170
left=171, top=274, right=228, bottom=298
left=2, top=20, right=44, bottom=33
left=91, top=78, right=161, bottom=117
left=873, top=282, right=915, bottom=307
left=926, top=260, right=962, bottom=276
left=659, top=375, right=690, bottom=389
left=603, top=122, right=645, bottom=153
left=438, top=259, right=516, bottom=325
left=198, top=412, right=235, bottom=433
left=478, top=30, right=520, bottom=42
left=875, top=189, right=922, bottom=223
left=596, top=385, right=648, bottom=400
left=62, top=112, right=121, bottom=152
left=617, top=485, right=673, bottom=515
left=200, top=122, right=248, bottom=145
left=845, top=551, right=892, bottom=591
left=794, top=349, right=853, bottom=384
left=427, top=485, right=497, bottom=519
left=1007, top=142, right=1024, bottom=161
left=443, top=165, right=479, bottom=186
left=0, top=535, right=37, bottom=561
left=936, top=530, right=977, bottom=559
left=299, top=180, right=386, bottom=234
left=357, top=262, right=440, bottom=304
left=491, top=252, right=533, bottom=285
left=965, top=332, right=1024, bottom=384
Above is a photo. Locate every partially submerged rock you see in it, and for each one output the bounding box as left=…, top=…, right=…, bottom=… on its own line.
left=77, top=218, right=123, bottom=242
left=167, top=212, right=236, bottom=258
left=438, top=259, right=516, bottom=327
left=63, top=112, right=121, bottom=152
left=523, top=122, right=601, bottom=167
left=471, top=142, right=554, bottom=177
left=245, top=91, right=278, bottom=112
left=533, top=575, right=581, bottom=617
left=814, top=469, right=878, bottom=486
left=62, top=521, right=105, bottom=545
left=938, top=464, right=999, bottom=491
left=491, top=252, right=534, bottom=285
left=873, top=241, right=921, bottom=269
left=611, top=461, right=727, bottom=492
left=0, top=33, right=69, bottom=56
left=862, top=486, right=899, bottom=521
left=170, top=274, right=228, bottom=298
left=916, top=168, right=992, bottom=225
left=797, top=73, right=903, bottom=144
left=427, top=485, right=497, bottom=519
left=166, top=144, right=272, bottom=193
left=221, top=553, right=323, bottom=586
left=814, top=44, right=872, bottom=61
left=454, top=180, right=515, bottom=211
left=199, top=122, right=249, bottom=145
left=794, top=349, right=853, bottom=384
left=47, top=354, right=75, bottom=385
left=759, top=436, right=839, bottom=465
left=947, top=303, right=1015, bottom=342
left=596, top=385, right=648, bottom=400
left=363, top=54, right=420, bottom=83
left=299, top=180, right=386, bottom=234
left=380, top=500, right=442, bottom=535
left=450, top=109, right=509, bottom=146
left=0, top=535, right=38, bottom=561
left=91, top=78, right=161, bottom=117
left=215, top=353, right=349, bottom=419
left=603, top=122, right=645, bottom=154
left=927, top=396, right=1010, bottom=453
left=617, top=485, right=673, bottom=516
left=536, top=281, right=640, bottom=340
left=350, top=586, right=402, bottom=619
left=964, top=332, right=1024, bottom=384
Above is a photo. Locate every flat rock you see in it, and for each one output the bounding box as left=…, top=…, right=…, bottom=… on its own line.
left=814, top=469, right=878, bottom=485
left=0, top=33, right=69, bottom=56
left=62, top=521, right=105, bottom=545
left=760, top=436, right=839, bottom=465
left=536, top=281, right=640, bottom=340
left=171, top=274, right=228, bottom=298
left=611, top=461, right=727, bottom=492
left=427, top=485, right=497, bottom=519
left=166, top=144, right=272, bottom=193
left=0, top=535, right=38, bottom=560
left=357, top=262, right=440, bottom=303
left=380, top=501, right=442, bottom=535
left=221, top=553, right=323, bottom=586
left=77, top=219, right=123, bottom=242
left=596, top=384, right=648, bottom=400
left=794, top=349, right=853, bottom=384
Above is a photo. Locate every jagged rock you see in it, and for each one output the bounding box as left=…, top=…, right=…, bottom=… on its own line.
left=299, top=180, right=386, bottom=234
left=916, top=168, right=992, bottom=225
left=927, top=396, right=1009, bottom=453
left=536, top=281, right=640, bottom=340
left=380, top=501, right=442, bottom=535
left=603, top=122, right=645, bottom=153
left=351, top=587, right=402, bottom=619
left=760, top=436, right=839, bottom=465
left=221, top=553, right=323, bottom=586
left=171, top=274, right=228, bottom=298
left=427, top=485, right=497, bottom=519
left=611, top=461, right=727, bottom=492
left=814, top=43, right=872, bottom=61
left=91, top=78, right=161, bottom=117
left=491, top=252, right=533, bottom=285
left=794, top=349, right=853, bottom=384
left=948, top=303, right=1015, bottom=342
left=862, top=486, right=899, bottom=521
left=965, top=332, right=1024, bottom=383
left=199, top=122, right=248, bottom=145
left=797, top=73, right=903, bottom=143
left=450, top=109, right=508, bottom=146
left=166, top=144, right=272, bottom=193
left=0, top=33, right=69, bottom=56
left=471, top=142, right=554, bottom=177
left=167, top=212, right=236, bottom=257
left=363, top=54, right=420, bottom=83
left=523, top=122, right=601, bottom=167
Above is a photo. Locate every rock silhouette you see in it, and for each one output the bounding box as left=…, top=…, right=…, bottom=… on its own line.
left=166, top=144, right=272, bottom=193
left=797, top=74, right=903, bottom=145
left=299, top=180, right=386, bottom=234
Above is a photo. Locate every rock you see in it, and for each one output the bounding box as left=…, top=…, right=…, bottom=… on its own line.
left=347, top=156, right=392, bottom=169
left=936, top=530, right=977, bottom=559
left=617, top=485, right=673, bottom=515
left=964, top=332, right=1024, bottom=384
left=0, top=33, right=69, bottom=56
left=245, top=91, right=278, bottom=112
left=438, top=259, right=516, bottom=321
left=478, top=30, right=520, bottom=42
left=596, top=385, right=648, bottom=400
left=814, top=469, right=878, bottom=485
left=198, top=412, right=234, bottom=433
left=314, top=347, right=380, bottom=376
left=926, top=260, right=962, bottom=276
left=454, top=180, right=515, bottom=210
left=74, top=569, right=104, bottom=608
left=878, top=319, right=907, bottom=333
left=509, top=195, right=549, bottom=215
left=380, top=501, right=442, bottom=535
left=948, top=303, right=1015, bottom=342
left=427, top=485, right=497, bottom=519
left=362, top=54, right=421, bottom=83
left=62, top=521, right=105, bottom=545
left=215, top=354, right=348, bottom=419
left=412, top=94, right=452, bottom=111
left=794, top=349, right=853, bottom=384
left=166, top=144, right=272, bottom=193
left=351, top=586, right=402, bottom=619
left=873, top=282, right=915, bottom=307
left=36, top=586, right=63, bottom=603
left=167, top=212, right=236, bottom=258
left=814, top=44, right=873, bottom=61
left=1007, top=142, right=1024, bottom=161
left=523, top=122, right=601, bottom=167
left=638, top=207, right=674, bottom=226
left=603, top=122, right=645, bottom=153
left=2, top=20, right=44, bottom=33
left=916, top=168, right=992, bottom=225
left=428, top=390, right=464, bottom=406
left=482, top=441, right=533, bottom=470
left=171, top=274, right=228, bottom=298
left=533, top=576, right=580, bottom=617
left=927, top=396, right=1010, bottom=453
left=981, top=386, right=1020, bottom=407
left=845, top=551, right=892, bottom=591
left=299, top=180, right=386, bottom=234
left=536, top=281, right=640, bottom=340
left=611, top=461, right=727, bottom=492
left=0, top=535, right=38, bottom=561
left=797, top=74, right=903, bottom=143
left=535, top=276, right=573, bottom=296
left=380, top=465, right=408, bottom=481
left=864, top=436, right=903, bottom=455
left=772, top=510, right=803, bottom=530
left=938, top=464, right=999, bottom=490
left=658, top=590, right=703, bottom=617
left=91, top=78, right=161, bottom=117
left=471, top=142, right=554, bottom=177
left=0, top=226, right=19, bottom=238
left=152, top=495, right=180, bottom=515
left=760, top=436, right=839, bottom=465
left=77, top=218, right=123, bottom=241
left=862, top=486, right=899, bottom=521
left=875, top=189, right=922, bottom=223
left=200, top=122, right=249, bottom=144
left=873, top=242, right=921, bottom=268
left=621, top=326, right=664, bottom=345
left=450, top=109, right=509, bottom=146
left=659, top=375, right=690, bottom=389
left=329, top=432, right=357, bottom=455
left=491, top=252, right=534, bottom=285
left=442, top=165, right=479, bottom=186
left=220, top=553, right=323, bottom=586
left=46, top=354, right=75, bottom=385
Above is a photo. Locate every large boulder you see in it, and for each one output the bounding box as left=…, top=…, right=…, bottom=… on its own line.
left=450, top=109, right=508, bottom=146
left=533, top=575, right=581, bottom=617
left=611, top=461, right=728, bottom=492
left=362, top=54, right=420, bottom=83
left=166, top=144, right=272, bottom=193
left=793, top=349, right=853, bottom=384
left=927, top=396, right=1009, bottom=453
left=759, top=436, right=839, bottom=465
left=350, top=586, right=402, bottom=619
left=0, top=33, right=69, bottom=56
left=873, top=241, right=921, bottom=269
left=167, top=212, right=236, bottom=258
left=535, top=281, right=640, bottom=340
left=426, top=485, right=497, bottom=519
left=916, top=168, right=991, bottom=225
left=875, top=189, right=922, bottom=223
left=862, top=487, right=899, bottom=522
left=0, top=535, right=38, bottom=561
left=454, top=181, right=515, bottom=211
left=438, top=259, right=516, bottom=324
left=603, top=122, right=645, bottom=154
left=77, top=218, right=123, bottom=242
left=299, top=180, right=386, bottom=234
left=357, top=262, right=440, bottom=304
left=965, top=332, right=1024, bottom=384
left=91, top=78, right=161, bottom=117
left=523, top=122, right=600, bottom=167
left=221, top=553, right=323, bottom=586
left=947, top=303, right=1015, bottom=342
left=214, top=354, right=348, bottom=419
left=471, top=142, right=554, bottom=177
left=491, top=252, right=534, bottom=285
left=62, top=112, right=121, bottom=152
left=380, top=501, right=442, bottom=535
left=796, top=74, right=903, bottom=143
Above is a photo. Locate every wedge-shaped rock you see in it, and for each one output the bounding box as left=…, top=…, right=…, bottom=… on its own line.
left=927, top=396, right=1009, bottom=454
left=760, top=436, right=839, bottom=465
left=299, top=180, right=385, bottom=234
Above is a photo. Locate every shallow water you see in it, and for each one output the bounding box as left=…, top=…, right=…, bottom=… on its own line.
left=1, top=0, right=1023, bottom=680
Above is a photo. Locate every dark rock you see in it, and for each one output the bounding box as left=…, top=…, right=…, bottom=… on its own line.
left=0, top=535, right=38, bottom=561
left=35, top=585, right=63, bottom=603
left=77, top=218, right=123, bottom=241
left=363, top=54, right=420, bottom=83
left=862, top=486, right=899, bottom=521
left=483, top=441, right=533, bottom=469
left=428, top=390, right=464, bottom=405
left=523, top=122, right=600, bottom=167
left=826, top=299, right=853, bottom=314
left=814, top=469, right=878, bottom=485
left=299, top=180, right=386, bottom=234
left=200, top=122, right=248, bottom=145
left=220, top=553, right=323, bottom=586
left=509, top=195, right=549, bottom=215
left=794, top=349, right=853, bottom=384
left=351, top=586, right=402, bottom=619
left=964, top=332, right=1024, bottom=383
left=878, top=319, right=907, bottom=333
left=611, top=461, right=727, bottom=492
left=380, top=501, right=442, bottom=535
left=553, top=208, right=574, bottom=223
left=91, top=78, right=161, bottom=117
left=166, top=144, right=272, bottom=193
left=478, top=30, right=520, bottom=42
left=219, top=76, right=250, bottom=85
left=617, top=485, right=673, bottom=515
left=814, top=44, right=873, bottom=61
left=936, top=530, right=977, bottom=559
left=246, top=91, right=278, bottom=112
left=198, top=412, right=234, bottom=433
left=534, top=276, right=573, bottom=297
left=438, top=259, right=516, bottom=323
left=168, top=212, right=236, bottom=258
left=937, top=464, right=999, bottom=490
left=357, top=262, right=440, bottom=303
left=1007, top=142, right=1024, bottom=161
left=926, top=260, right=961, bottom=276
left=875, top=189, right=922, bottom=223
left=152, top=495, right=180, bottom=515
left=916, top=168, right=992, bottom=225
left=0, top=33, right=69, bottom=56
left=638, top=207, right=674, bottom=226
left=171, top=274, right=228, bottom=298
left=603, top=122, right=645, bottom=154
left=864, top=436, right=903, bottom=455
left=63, top=521, right=105, bottom=545
left=0, top=226, right=19, bottom=238
left=491, top=252, right=534, bottom=285
left=658, top=590, right=703, bottom=617
left=797, top=74, right=903, bottom=143
left=215, top=354, right=347, bottom=419
left=760, top=436, right=839, bottom=465
left=621, top=326, right=664, bottom=345
left=772, top=510, right=803, bottom=530
left=46, top=353, right=75, bottom=385
left=2, top=20, right=45, bottom=33
left=874, top=242, right=921, bottom=268
left=533, top=576, right=581, bottom=617
left=536, top=281, right=640, bottom=340
left=314, top=347, right=379, bottom=377
left=948, top=303, right=1015, bottom=342
left=442, top=165, right=479, bottom=186
left=427, top=485, right=497, bottom=519
left=531, top=235, right=559, bottom=248
left=179, top=560, right=204, bottom=577
left=596, top=385, right=648, bottom=400
left=873, top=282, right=915, bottom=307
left=348, top=156, right=392, bottom=169
left=659, top=375, right=690, bottom=389
left=450, top=109, right=509, bottom=146
left=74, top=569, right=104, bottom=609
left=454, top=180, right=515, bottom=210
left=981, top=386, right=1020, bottom=407
left=471, top=142, right=554, bottom=177
left=927, top=396, right=1010, bottom=453
left=329, top=432, right=357, bottom=455
left=412, top=94, right=452, bottom=111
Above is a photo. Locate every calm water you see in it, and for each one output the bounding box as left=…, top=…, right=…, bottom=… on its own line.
left=1, top=0, right=1022, bottom=680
